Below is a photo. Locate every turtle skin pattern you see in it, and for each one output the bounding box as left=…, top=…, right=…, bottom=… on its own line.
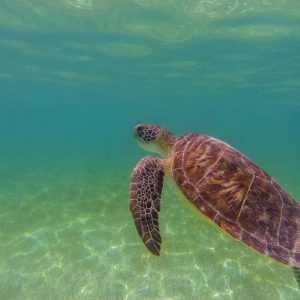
left=172, top=133, right=300, bottom=267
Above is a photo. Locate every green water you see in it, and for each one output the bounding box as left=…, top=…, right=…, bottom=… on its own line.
left=0, top=1, right=300, bottom=299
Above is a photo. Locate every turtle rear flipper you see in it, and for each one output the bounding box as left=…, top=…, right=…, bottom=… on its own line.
left=129, top=156, right=165, bottom=256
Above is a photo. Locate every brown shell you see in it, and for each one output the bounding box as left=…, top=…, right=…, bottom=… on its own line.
left=172, top=133, right=300, bottom=267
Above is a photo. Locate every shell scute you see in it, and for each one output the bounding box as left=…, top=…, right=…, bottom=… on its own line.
left=192, top=146, right=254, bottom=221
left=183, top=140, right=222, bottom=186
left=173, top=168, right=186, bottom=186
left=214, top=215, right=242, bottom=240
left=279, top=205, right=300, bottom=251
left=181, top=182, right=198, bottom=201
left=241, top=230, right=266, bottom=255
left=238, top=177, right=282, bottom=245
left=267, top=244, right=290, bottom=265
left=193, top=196, right=217, bottom=220
left=172, top=133, right=300, bottom=267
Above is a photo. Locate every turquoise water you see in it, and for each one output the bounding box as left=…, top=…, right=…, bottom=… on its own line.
left=0, top=1, right=300, bottom=299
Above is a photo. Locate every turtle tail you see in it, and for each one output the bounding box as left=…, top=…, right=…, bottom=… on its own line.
left=293, top=267, right=300, bottom=289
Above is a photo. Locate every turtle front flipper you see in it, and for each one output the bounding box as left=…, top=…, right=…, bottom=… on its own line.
left=129, top=156, right=165, bottom=255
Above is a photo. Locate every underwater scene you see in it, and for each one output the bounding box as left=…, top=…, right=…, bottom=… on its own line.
left=0, top=0, right=300, bottom=299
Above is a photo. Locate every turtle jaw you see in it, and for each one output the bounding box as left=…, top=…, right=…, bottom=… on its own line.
left=136, top=138, right=167, bottom=158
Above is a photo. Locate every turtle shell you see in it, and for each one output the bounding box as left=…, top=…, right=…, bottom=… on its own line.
left=172, top=133, right=300, bottom=267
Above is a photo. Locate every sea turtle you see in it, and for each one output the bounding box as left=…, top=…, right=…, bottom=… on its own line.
left=129, top=123, right=300, bottom=286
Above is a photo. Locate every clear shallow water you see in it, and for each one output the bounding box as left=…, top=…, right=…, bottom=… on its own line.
left=0, top=1, right=300, bottom=299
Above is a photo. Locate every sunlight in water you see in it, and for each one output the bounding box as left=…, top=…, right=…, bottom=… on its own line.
left=66, top=0, right=93, bottom=9
left=63, top=0, right=118, bottom=12
left=0, top=0, right=299, bottom=299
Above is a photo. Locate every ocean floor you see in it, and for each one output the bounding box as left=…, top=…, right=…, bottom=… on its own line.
left=0, top=158, right=299, bottom=300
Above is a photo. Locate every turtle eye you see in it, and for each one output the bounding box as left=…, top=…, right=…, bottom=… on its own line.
left=136, top=125, right=143, bottom=133
left=134, top=125, right=144, bottom=139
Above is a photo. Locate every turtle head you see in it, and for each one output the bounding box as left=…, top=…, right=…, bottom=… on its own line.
left=133, top=124, right=176, bottom=157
